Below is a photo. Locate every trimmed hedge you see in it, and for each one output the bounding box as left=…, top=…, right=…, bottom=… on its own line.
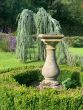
left=0, top=65, right=83, bottom=110
left=0, top=61, right=43, bottom=74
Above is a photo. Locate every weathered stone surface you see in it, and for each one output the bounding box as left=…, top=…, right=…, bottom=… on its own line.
left=38, top=34, right=64, bottom=89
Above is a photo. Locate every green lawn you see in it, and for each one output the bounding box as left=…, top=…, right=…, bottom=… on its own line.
left=69, top=47, right=83, bottom=56
left=0, top=47, right=83, bottom=71
left=0, top=52, right=43, bottom=72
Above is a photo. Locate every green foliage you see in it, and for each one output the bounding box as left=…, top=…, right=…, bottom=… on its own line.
left=60, top=0, right=83, bottom=24
left=16, top=8, right=61, bottom=62
left=0, top=0, right=21, bottom=28
left=16, top=9, right=36, bottom=62
left=0, top=38, right=9, bottom=51
left=64, top=37, right=83, bottom=47
left=0, top=65, right=83, bottom=110
left=14, top=69, right=43, bottom=86
left=56, top=42, right=68, bottom=64
left=62, top=72, right=81, bottom=89
left=0, top=0, right=83, bottom=35
left=72, top=37, right=83, bottom=47
left=35, top=7, right=61, bottom=60
left=81, top=67, right=83, bottom=72
left=0, top=88, right=15, bottom=110
left=56, top=41, right=83, bottom=66
left=35, top=8, right=61, bottom=34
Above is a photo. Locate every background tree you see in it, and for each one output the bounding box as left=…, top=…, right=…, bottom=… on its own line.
left=0, top=0, right=83, bottom=35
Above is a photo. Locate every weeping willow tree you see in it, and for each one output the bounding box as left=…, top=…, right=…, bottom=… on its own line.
left=35, top=8, right=61, bottom=60
left=16, top=7, right=62, bottom=62
left=16, top=9, right=36, bottom=62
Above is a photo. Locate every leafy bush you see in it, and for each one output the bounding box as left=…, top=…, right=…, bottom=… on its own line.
left=73, top=37, right=83, bottom=47
left=64, top=37, right=83, bottom=47
left=0, top=65, right=83, bottom=110
left=0, top=33, right=16, bottom=52
left=62, top=72, right=81, bottom=89
left=0, top=38, right=9, bottom=51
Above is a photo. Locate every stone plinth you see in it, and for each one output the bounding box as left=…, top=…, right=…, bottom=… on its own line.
left=38, top=34, right=64, bottom=89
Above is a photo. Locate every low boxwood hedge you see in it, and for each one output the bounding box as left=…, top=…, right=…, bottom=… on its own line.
left=0, top=65, right=83, bottom=110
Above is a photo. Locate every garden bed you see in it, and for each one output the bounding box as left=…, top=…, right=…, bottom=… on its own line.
left=0, top=65, right=83, bottom=110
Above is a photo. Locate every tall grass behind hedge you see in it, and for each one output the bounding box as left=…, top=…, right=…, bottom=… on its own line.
left=0, top=33, right=16, bottom=52
left=64, top=37, right=83, bottom=47
left=0, top=38, right=9, bottom=51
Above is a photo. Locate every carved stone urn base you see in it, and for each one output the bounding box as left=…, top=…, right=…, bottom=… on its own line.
left=37, top=80, right=63, bottom=90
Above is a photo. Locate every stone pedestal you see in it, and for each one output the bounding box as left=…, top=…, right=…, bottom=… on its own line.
left=38, top=34, right=64, bottom=89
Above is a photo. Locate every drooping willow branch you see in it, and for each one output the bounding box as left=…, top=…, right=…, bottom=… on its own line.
left=16, top=9, right=36, bottom=62
left=35, top=8, right=61, bottom=60
left=16, top=8, right=62, bottom=62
